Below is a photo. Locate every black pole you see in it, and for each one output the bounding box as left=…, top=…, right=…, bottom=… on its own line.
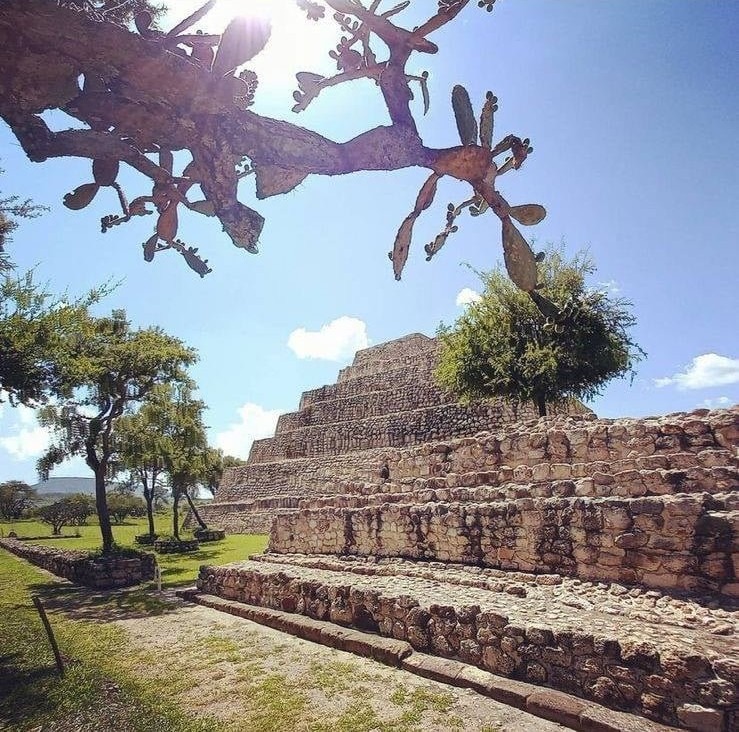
left=32, top=595, right=64, bottom=676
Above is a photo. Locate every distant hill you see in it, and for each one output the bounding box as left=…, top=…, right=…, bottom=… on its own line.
left=31, top=477, right=95, bottom=496
left=29, top=477, right=212, bottom=503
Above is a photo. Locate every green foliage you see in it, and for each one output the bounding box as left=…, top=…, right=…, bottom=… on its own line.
left=0, top=480, right=37, bottom=520
left=0, top=271, right=112, bottom=406
left=35, top=309, right=197, bottom=552
left=0, top=164, right=47, bottom=270
left=106, top=492, right=146, bottom=524
left=62, top=492, right=96, bottom=525
left=436, top=247, right=645, bottom=415
left=36, top=495, right=93, bottom=534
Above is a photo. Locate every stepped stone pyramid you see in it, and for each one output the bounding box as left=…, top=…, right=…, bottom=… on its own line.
left=194, top=360, right=739, bottom=729
left=197, top=333, right=587, bottom=533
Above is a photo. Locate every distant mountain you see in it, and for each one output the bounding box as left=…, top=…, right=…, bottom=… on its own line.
left=32, top=477, right=95, bottom=495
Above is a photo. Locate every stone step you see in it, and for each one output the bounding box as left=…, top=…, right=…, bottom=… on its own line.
left=196, top=556, right=737, bottom=730
left=316, top=464, right=738, bottom=507
left=299, top=353, right=438, bottom=410
left=277, top=382, right=459, bottom=433
left=177, top=586, right=682, bottom=732
left=248, top=400, right=527, bottom=462
left=269, top=494, right=739, bottom=598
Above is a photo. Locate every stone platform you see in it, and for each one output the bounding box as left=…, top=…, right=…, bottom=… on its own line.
left=197, top=406, right=738, bottom=730
left=193, top=333, right=586, bottom=533
left=197, top=553, right=737, bottom=730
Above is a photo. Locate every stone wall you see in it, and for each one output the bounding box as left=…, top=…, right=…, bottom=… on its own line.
left=0, top=538, right=156, bottom=588
left=336, top=333, right=438, bottom=382
left=249, top=401, right=536, bottom=462
left=267, top=408, right=739, bottom=598
left=197, top=560, right=738, bottom=728
left=269, top=493, right=738, bottom=598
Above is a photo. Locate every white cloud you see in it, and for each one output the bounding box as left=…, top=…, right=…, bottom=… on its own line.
left=0, top=424, right=51, bottom=460
left=655, top=354, right=739, bottom=390
left=456, top=288, right=482, bottom=307
left=700, top=396, right=733, bottom=409
left=214, top=403, right=281, bottom=460
left=287, top=316, right=369, bottom=361
left=0, top=401, right=52, bottom=461
left=596, top=279, right=621, bottom=295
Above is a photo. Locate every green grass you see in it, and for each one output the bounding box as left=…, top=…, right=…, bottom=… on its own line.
left=0, top=516, right=268, bottom=587
left=0, top=545, right=222, bottom=731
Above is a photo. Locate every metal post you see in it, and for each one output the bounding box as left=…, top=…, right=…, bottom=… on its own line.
left=32, top=595, right=64, bottom=676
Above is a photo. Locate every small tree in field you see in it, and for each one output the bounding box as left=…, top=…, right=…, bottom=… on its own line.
left=436, top=248, right=645, bottom=416
left=37, top=310, right=197, bottom=553
left=0, top=480, right=37, bottom=520
left=37, top=497, right=82, bottom=535
left=64, top=492, right=96, bottom=525
left=106, top=492, right=146, bottom=524
left=153, top=386, right=213, bottom=540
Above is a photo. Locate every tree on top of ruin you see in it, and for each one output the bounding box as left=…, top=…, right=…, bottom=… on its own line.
left=0, top=0, right=562, bottom=313
left=435, top=247, right=646, bottom=416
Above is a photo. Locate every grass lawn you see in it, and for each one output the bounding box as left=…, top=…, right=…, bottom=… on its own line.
left=0, top=544, right=223, bottom=731
left=0, top=515, right=268, bottom=588
left=0, top=517, right=267, bottom=730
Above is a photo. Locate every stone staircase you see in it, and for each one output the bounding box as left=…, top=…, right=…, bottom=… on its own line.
left=194, top=333, right=586, bottom=532
left=195, top=406, right=739, bottom=730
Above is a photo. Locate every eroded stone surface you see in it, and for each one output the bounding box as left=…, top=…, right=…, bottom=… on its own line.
left=197, top=555, right=738, bottom=728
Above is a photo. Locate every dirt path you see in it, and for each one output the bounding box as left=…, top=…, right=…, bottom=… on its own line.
left=51, top=585, right=565, bottom=732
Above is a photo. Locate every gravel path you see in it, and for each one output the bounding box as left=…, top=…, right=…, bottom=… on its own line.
left=106, top=588, right=568, bottom=731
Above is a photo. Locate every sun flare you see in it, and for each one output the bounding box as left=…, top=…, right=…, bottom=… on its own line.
left=169, top=0, right=337, bottom=89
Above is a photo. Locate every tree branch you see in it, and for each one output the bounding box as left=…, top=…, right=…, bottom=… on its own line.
left=0, top=0, right=545, bottom=287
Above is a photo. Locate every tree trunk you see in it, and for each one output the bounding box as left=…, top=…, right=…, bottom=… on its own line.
left=172, top=490, right=180, bottom=541
left=183, top=490, right=207, bottom=530
left=143, top=486, right=155, bottom=536
left=535, top=394, right=547, bottom=417
left=94, top=466, right=114, bottom=552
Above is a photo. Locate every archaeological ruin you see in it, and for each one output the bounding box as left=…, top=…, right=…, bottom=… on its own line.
left=191, top=334, right=738, bottom=731
left=194, top=333, right=588, bottom=533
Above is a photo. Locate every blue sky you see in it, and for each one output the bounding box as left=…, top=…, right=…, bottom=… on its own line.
left=1, top=0, right=737, bottom=483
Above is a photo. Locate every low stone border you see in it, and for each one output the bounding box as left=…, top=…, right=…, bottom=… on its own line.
left=154, top=538, right=200, bottom=554
left=134, top=533, right=159, bottom=545
left=176, top=589, right=680, bottom=732
left=193, top=528, right=226, bottom=542
left=14, top=534, right=82, bottom=541
left=0, top=538, right=155, bottom=589
left=197, top=561, right=735, bottom=730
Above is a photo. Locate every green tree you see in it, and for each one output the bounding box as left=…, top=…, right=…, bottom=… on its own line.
left=37, top=310, right=197, bottom=553
left=63, top=492, right=96, bottom=525
left=106, top=492, right=145, bottom=524
left=37, top=496, right=83, bottom=535
left=152, top=385, right=212, bottom=540
left=0, top=480, right=37, bottom=520
left=0, top=271, right=112, bottom=406
left=0, top=164, right=47, bottom=271
left=436, top=248, right=645, bottom=416
left=115, top=384, right=185, bottom=538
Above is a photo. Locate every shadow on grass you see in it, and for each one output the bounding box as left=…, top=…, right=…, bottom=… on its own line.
left=28, top=581, right=181, bottom=622
left=0, top=659, right=61, bottom=728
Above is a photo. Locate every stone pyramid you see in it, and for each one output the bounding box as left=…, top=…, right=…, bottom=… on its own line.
left=193, top=369, right=738, bottom=729
left=196, top=333, right=587, bottom=533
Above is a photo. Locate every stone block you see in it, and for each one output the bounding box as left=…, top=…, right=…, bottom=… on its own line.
left=526, top=688, right=588, bottom=728
left=676, top=703, right=724, bottom=732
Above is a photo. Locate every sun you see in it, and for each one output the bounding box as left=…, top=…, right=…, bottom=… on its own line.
left=168, top=0, right=337, bottom=89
